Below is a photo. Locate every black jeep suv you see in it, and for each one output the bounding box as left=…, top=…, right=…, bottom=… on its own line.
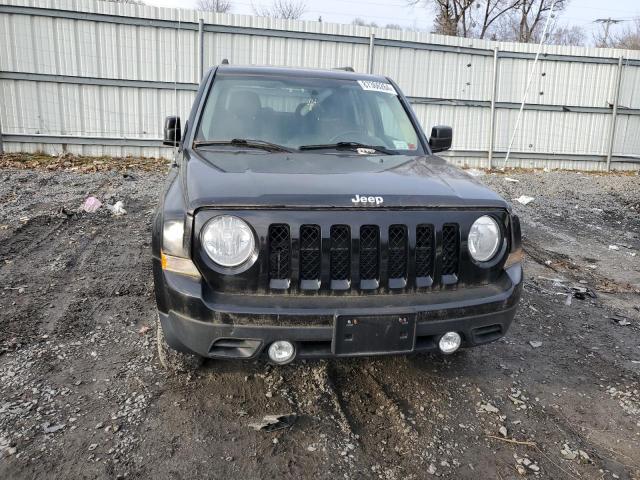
left=152, top=65, right=523, bottom=371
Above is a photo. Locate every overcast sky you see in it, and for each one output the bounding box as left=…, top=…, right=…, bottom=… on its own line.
left=143, top=0, right=640, bottom=41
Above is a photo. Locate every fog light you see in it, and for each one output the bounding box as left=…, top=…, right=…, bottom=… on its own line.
left=267, top=341, right=296, bottom=364
left=438, top=332, right=462, bottom=354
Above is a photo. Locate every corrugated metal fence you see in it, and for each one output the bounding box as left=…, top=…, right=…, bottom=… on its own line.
left=1, top=0, right=639, bottom=171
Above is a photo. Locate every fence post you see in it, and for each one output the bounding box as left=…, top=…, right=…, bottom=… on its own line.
left=606, top=56, right=623, bottom=172
left=0, top=116, right=4, bottom=155
left=488, top=47, right=499, bottom=170
left=367, top=33, right=375, bottom=74
left=198, top=18, right=205, bottom=81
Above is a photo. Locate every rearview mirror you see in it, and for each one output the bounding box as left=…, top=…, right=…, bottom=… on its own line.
left=429, top=125, right=452, bottom=153
left=163, top=116, right=181, bottom=146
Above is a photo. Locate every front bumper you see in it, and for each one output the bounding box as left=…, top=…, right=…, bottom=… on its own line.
left=154, top=260, right=523, bottom=360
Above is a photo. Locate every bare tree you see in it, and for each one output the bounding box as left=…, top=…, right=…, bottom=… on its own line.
left=253, top=0, right=307, bottom=20
left=487, top=0, right=570, bottom=42
left=612, top=19, right=640, bottom=50
left=476, top=0, right=521, bottom=39
left=352, top=18, right=404, bottom=30
left=435, top=0, right=475, bottom=36
left=408, top=0, right=574, bottom=42
left=548, top=24, right=585, bottom=46
left=197, top=0, right=232, bottom=13
left=408, top=0, right=522, bottom=39
left=352, top=17, right=378, bottom=28
left=515, top=0, right=566, bottom=43
left=593, top=18, right=625, bottom=48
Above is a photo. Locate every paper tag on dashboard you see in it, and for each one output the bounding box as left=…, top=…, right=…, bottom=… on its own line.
left=357, top=80, right=397, bottom=95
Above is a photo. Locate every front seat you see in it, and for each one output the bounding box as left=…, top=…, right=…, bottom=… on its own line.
left=216, top=90, right=262, bottom=140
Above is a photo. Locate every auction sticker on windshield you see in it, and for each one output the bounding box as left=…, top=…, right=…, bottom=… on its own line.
left=357, top=80, right=397, bottom=95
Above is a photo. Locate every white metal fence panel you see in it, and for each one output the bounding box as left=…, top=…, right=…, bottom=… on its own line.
left=0, top=0, right=639, bottom=171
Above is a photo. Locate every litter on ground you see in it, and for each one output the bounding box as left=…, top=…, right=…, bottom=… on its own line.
left=82, top=196, right=102, bottom=213
left=515, top=195, right=535, bottom=205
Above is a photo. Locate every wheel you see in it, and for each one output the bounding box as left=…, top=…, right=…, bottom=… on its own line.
left=156, top=314, right=203, bottom=373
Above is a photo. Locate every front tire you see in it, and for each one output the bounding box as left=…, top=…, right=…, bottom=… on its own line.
left=156, top=314, right=203, bottom=373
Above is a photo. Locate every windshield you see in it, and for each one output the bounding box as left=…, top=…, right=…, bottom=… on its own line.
left=195, top=74, right=424, bottom=154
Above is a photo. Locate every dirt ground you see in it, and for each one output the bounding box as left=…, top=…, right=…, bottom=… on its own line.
left=0, top=154, right=639, bottom=480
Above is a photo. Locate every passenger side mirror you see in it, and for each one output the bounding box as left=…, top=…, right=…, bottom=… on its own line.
left=163, top=116, right=181, bottom=146
left=429, top=125, right=452, bottom=153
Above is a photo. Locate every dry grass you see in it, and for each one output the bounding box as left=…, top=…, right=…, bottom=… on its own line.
left=0, top=152, right=169, bottom=173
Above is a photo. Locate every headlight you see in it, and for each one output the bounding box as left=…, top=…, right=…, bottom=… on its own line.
left=468, top=216, right=501, bottom=262
left=201, top=215, right=256, bottom=267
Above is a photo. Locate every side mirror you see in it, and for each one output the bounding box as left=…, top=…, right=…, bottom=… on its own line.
left=429, top=125, right=452, bottom=153
left=163, top=116, right=181, bottom=146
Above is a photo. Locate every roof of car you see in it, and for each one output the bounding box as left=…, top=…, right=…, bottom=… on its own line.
left=213, top=64, right=389, bottom=82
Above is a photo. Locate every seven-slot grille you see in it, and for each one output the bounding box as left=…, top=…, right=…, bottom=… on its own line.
left=267, top=223, right=461, bottom=291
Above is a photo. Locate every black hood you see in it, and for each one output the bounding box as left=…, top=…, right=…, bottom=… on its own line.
left=184, top=150, right=508, bottom=213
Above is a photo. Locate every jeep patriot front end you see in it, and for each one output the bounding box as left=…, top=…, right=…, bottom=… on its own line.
left=152, top=65, right=523, bottom=370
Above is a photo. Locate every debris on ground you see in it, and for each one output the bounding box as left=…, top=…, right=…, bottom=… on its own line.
left=504, top=177, right=520, bottom=183
left=515, top=195, right=535, bottom=205
left=529, top=340, right=543, bottom=348
left=0, top=436, right=17, bottom=457
left=570, top=286, right=597, bottom=300
left=82, top=196, right=102, bottom=213
left=609, top=245, right=620, bottom=251
left=560, top=444, right=579, bottom=460
left=515, top=453, right=541, bottom=474
left=42, top=423, right=66, bottom=434
left=609, top=315, right=632, bottom=326
left=479, top=403, right=499, bottom=414
left=106, top=201, right=127, bottom=216
left=248, top=414, right=298, bottom=432
left=138, top=324, right=152, bottom=335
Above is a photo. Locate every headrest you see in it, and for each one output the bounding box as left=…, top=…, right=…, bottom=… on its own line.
left=228, top=90, right=261, bottom=119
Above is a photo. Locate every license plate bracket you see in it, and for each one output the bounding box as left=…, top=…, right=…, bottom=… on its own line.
left=333, top=314, right=416, bottom=356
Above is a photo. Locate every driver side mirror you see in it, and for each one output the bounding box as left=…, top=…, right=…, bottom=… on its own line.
left=163, top=116, right=181, bottom=146
left=429, top=125, right=452, bottom=153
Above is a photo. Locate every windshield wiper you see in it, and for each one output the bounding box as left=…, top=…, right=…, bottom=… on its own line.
left=298, top=142, right=393, bottom=155
left=193, top=138, right=292, bottom=153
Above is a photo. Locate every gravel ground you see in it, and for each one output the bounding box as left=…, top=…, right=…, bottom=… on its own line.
left=0, top=156, right=639, bottom=479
